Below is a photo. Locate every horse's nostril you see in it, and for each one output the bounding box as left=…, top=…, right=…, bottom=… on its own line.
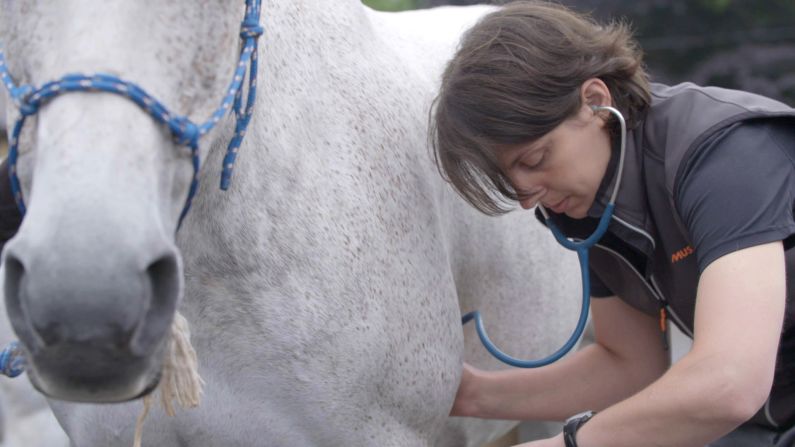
left=4, top=245, right=181, bottom=357
left=130, top=253, right=181, bottom=356
left=3, top=252, right=43, bottom=350
left=148, top=255, right=180, bottom=298
left=4, top=253, right=26, bottom=316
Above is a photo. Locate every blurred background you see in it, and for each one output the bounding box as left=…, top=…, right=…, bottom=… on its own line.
left=363, top=0, right=795, bottom=105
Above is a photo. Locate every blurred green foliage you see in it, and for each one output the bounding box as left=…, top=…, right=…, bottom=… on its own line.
left=699, top=0, right=732, bottom=14
left=362, top=0, right=419, bottom=11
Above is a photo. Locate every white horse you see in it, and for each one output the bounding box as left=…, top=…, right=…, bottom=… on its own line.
left=0, top=93, right=69, bottom=447
left=0, top=1, right=580, bottom=446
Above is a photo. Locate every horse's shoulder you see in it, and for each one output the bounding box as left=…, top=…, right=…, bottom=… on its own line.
left=363, top=6, right=495, bottom=80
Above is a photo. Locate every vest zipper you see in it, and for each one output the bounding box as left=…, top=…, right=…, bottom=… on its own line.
left=594, top=243, right=674, bottom=350
left=595, top=213, right=696, bottom=340
left=612, top=214, right=656, bottom=250
left=658, top=302, right=669, bottom=351
left=649, top=276, right=694, bottom=339
left=609, top=216, right=679, bottom=345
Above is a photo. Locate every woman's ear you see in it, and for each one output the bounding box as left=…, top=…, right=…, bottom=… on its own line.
left=580, top=78, right=613, bottom=111
left=580, top=78, right=613, bottom=126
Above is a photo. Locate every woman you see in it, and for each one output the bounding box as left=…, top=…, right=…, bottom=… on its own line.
left=431, top=2, right=795, bottom=446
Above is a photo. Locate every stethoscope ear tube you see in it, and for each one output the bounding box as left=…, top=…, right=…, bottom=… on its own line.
left=462, top=105, right=626, bottom=368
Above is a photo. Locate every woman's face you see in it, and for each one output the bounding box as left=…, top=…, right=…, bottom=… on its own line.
left=495, top=102, right=612, bottom=219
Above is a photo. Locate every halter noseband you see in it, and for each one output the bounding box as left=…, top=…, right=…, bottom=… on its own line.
left=0, top=0, right=263, bottom=228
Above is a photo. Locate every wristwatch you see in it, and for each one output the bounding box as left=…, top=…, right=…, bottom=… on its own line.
left=563, top=410, right=596, bottom=447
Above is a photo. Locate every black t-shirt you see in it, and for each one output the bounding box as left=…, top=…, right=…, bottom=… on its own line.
left=591, top=120, right=795, bottom=297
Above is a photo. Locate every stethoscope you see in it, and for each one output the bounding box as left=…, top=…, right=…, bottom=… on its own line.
left=461, top=105, right=627, bottom=367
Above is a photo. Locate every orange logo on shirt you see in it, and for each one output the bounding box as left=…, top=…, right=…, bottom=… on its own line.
left=671, top=245, right=694, bottom=263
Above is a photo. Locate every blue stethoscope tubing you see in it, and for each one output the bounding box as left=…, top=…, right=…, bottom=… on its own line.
left=461, top=105, right=627, bottom=368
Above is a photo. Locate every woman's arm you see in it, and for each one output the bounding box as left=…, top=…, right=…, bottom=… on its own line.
left=452, top=290, right=669, bottom=421
left=568, top=241, right=786, bottom=447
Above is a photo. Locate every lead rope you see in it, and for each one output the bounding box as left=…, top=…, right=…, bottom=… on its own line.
left=133, top=313, right=203, bottom=447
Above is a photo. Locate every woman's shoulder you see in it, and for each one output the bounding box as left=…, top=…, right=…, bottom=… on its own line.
left=676, top=118, right=795, bottom=271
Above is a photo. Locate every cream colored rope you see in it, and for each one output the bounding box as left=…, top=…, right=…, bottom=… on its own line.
left=133, top=312, right=204, bottom=447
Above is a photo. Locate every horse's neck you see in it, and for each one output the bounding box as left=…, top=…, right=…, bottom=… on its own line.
left=261, top=0, right=376, bottom=82
left=198, top=0, right=377, bottom=192
left=182, top=1, right=376, bottom=253
left=267, top=0, right=366, bottom=19
left=263, top=0, right=370, bottom=43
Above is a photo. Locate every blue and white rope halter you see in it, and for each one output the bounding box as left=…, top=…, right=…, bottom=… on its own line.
left=0, top=0, right=263, bottom=227
left=0, top=0, right=264, bottom=377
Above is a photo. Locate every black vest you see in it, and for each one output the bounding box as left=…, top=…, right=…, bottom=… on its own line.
left=537, top=83, right=795, bottom=429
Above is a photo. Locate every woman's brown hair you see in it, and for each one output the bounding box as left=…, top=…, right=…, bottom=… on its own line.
left=431, top=1, right=650, bottom=215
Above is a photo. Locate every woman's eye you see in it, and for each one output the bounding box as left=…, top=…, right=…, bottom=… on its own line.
left=521, top=150, right=546, bottom=170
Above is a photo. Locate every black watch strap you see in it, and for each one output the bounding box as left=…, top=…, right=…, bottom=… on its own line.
left=563, top=410, right=596, bottom=447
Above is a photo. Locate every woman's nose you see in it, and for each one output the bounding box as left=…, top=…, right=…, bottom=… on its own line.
left=518, top=186, right=546, bottom=210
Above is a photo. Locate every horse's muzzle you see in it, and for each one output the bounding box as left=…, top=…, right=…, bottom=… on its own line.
left=23, top=341, right=163, bottom=402
left=3, top=239, right=181, bottom=402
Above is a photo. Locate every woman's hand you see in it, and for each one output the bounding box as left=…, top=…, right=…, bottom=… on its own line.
left=450, top=362, right=485, bottom=417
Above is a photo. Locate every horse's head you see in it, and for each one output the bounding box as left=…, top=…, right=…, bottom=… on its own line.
left=0, top=0, right=248, bottom=402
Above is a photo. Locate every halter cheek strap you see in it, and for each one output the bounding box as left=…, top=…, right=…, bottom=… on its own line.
left=0, top=0, right=264, bottom=229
